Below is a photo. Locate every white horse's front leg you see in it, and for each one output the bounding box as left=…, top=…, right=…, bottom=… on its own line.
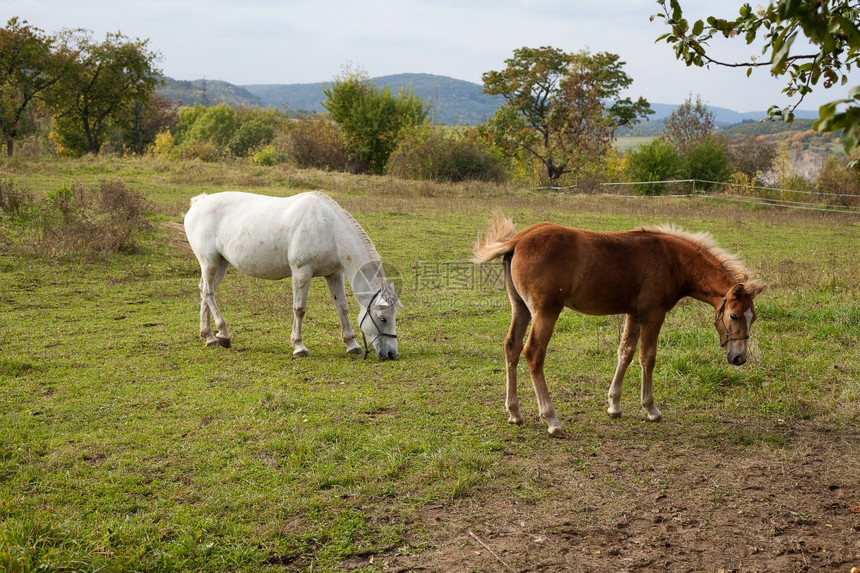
left=290, top=269, right=313, bottom=357
left=325, top=272, right=363, bottom=355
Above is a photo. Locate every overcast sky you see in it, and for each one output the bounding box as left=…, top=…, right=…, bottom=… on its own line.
left=4, top=0, right=854, bottom=112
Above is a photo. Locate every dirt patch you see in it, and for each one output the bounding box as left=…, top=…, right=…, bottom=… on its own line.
left=373, top=419, right=860, bottom=572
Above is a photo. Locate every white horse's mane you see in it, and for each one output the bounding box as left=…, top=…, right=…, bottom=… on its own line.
left=639, top=224, right=759, bottom=286
left=311, top=191, right=382, bottom=263
left=311, top=192, right=400, bottom=304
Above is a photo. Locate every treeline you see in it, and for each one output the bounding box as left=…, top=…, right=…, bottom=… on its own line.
left=2, top=18, right=857, bottom=205
left=0, top=18, right=162, bottom=157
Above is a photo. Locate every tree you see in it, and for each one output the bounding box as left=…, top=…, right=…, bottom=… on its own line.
left=323, top=67, right=429, bottom=174
left=0, top=18, right=66, bottom=157
left=724, top=135, right=778, bottom=178
left=50, top=30, right=161, bottom=155
left=662, top=94, right=715, bottom=153
left=655, top=0, right=860, bottom=152
left=482, top=46, right=652, bottom=185
left=118, top=92, right=178, bottom=155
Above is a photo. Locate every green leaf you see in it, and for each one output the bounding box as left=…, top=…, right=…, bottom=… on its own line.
left=692, top=19, right=704, bottom=36
left=833, top=15, right=860, bottom=50
left=779, top=0, right=802, bottom=20
left=771, top=31, right=797, bottom=75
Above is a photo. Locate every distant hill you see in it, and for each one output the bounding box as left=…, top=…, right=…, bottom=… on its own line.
left=242, top=73, right=502, bottom=125
left=159, top=78, right=262, bottom=107
left=159, top=73, right=821, bottom=128
left=645, top=102, right=818, bottom=125
left=620, top=104, right=821, bottom=137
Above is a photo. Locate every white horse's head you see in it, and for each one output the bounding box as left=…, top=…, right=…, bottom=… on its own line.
left=358, top=282, right=400, bottom=360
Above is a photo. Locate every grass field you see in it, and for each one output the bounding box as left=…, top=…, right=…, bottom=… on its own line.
left=1, top=158, right=859, bottom=571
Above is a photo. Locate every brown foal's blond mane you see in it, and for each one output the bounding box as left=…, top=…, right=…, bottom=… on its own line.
left=638, top=224, right=761, bottom=287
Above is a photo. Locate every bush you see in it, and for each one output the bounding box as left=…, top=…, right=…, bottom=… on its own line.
left=324, top=73, right=428, bottom=174
left=228, top=119, right=275, bottom=157
left=179, top=140, right=222, bottom=162
left=387, top=129, right=507, bottom=183
left=624, top=137, right=680, bottom=195
left=151, top=130, right=178, bottom=160
left=679, top=136, right=732, bottom=190
left=0, top=178, right=35, bottom=220
left=252, top=146, right=278, bottom=166
left=768, top=146, right=814, bottom=201
left=816, top=156, right=860, bottom=206
left=285, top=119, right=354, bottom=172
left=0, top=179, right=151, bottom=259
left=182, top=103, right=236, bottom=150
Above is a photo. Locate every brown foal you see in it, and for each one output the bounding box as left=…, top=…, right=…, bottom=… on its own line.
left=473, top=212, right=765, bottom=437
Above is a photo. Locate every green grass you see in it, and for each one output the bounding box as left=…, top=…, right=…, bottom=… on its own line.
left=1, top=157, right=859, bottom=571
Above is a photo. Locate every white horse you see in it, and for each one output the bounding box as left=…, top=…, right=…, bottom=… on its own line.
left=183, top=191, right=400, bottom=360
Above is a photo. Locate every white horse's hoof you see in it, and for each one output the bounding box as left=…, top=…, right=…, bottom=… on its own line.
left=347, top=347, right=364, bottom=356
left=216, top=336, right=231, bottom=348
left=293, top=349, right=310, bottom=358
left=547, top=426, right=565, bottom=438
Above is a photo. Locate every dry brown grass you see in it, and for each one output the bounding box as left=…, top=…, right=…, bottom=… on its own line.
left=0, top=179, right=151, bottom=259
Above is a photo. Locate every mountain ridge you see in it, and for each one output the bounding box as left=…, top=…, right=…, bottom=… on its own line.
left=158, top=73, right=820, bottom=126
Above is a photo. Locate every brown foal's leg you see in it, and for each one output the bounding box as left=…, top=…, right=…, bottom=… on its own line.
left=523, top=307, right=564, bottom=437
left=607, top=314, right=640, bottom=418
left=504, top=299, right=530, bottom=426
left=637, top=314, right=666, bottom=422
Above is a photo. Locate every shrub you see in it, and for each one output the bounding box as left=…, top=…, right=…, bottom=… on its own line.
left=228, top=119, right=275, bottom=157
left=725, top=171, right=758, bottom=196
left=768, top=146, right=814, bottom=202
left=182, top=103, right=236, bottom=149
left=0, top=179, right=151, bottom=259
left=179, top=140, right=221, bottom=162
left=151, top=130, right=178, bottom=160
left=324, top=72, right=428, bottom=174
left=387, top=129, right=507, bottom=183
left=679, top=136, right=732, bottom=190
left=815, top=156, right=860, bottom=206
left=0, top=178, right=35, bottom=220
left=252, top=146, right=278, bottom=166
left=624, top=137, right=680, bottom=195
left=285, top=119, right=354, bottom=172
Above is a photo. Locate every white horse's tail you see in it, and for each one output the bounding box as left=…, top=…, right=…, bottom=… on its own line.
left=189, top=192, right=209, bottom=206
left=472, top=211, right=517, bottom=263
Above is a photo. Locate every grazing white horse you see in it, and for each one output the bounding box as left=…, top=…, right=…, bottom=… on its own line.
left=183, top=191, right=400, bottom=360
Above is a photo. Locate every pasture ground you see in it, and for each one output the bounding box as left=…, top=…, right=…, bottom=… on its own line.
left=1, top=159, right=858, bottom=572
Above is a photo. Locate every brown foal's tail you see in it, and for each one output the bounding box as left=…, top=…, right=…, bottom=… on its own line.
left=472, top=211, right=517, bottom=263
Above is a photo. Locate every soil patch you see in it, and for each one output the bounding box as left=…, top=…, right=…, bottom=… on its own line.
left=375, top=419, right=860, bottom=572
